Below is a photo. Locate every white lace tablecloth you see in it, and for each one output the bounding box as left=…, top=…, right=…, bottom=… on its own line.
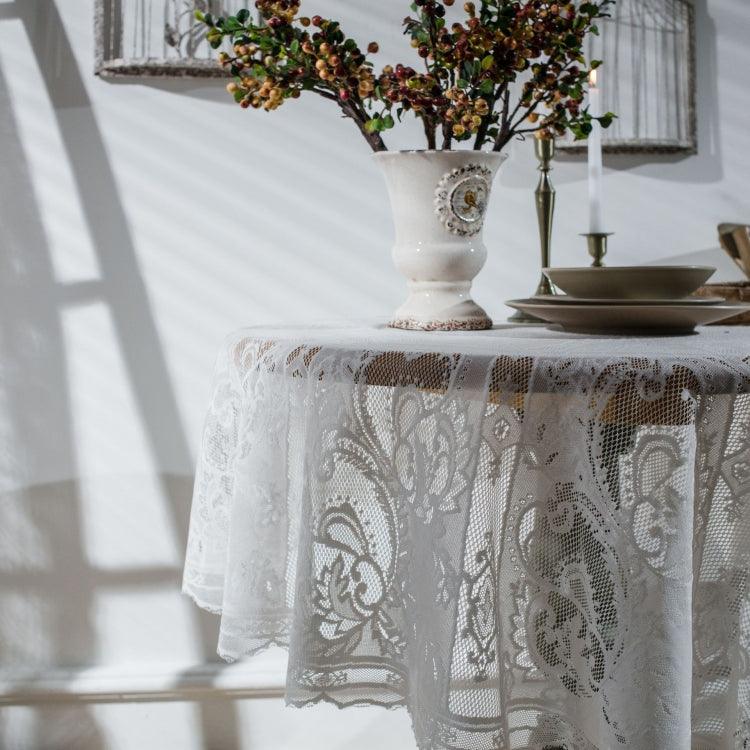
left=183, top=323, right=750, bottom=750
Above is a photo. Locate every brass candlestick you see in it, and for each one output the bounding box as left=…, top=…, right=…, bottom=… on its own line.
left=582, top=232, right=613, bottom=267
left=509, top=135, right=557, bottom=324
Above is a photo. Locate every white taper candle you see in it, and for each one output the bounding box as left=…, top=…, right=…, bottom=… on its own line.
left=588, top=70, right=604, bottom=234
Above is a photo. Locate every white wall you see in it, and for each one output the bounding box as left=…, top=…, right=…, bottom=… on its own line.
left=0, top=0, right=747, bottom=748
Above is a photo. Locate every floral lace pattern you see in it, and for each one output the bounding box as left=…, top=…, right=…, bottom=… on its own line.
left=183, top=326, right=750, bottom=749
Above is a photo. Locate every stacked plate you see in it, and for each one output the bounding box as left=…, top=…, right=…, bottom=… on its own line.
left=507, top=266, right=750, bottom=333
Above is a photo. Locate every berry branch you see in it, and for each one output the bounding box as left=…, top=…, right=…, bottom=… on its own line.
left=200, top=0, right=615, bottom=152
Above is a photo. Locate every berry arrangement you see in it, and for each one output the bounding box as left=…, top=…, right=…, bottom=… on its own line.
left=199, top=0, right=615, bottom=152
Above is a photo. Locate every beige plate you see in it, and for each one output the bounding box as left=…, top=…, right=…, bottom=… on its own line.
left=531, top=294, right=725, bottom=306
left=543, top=266, right=715, bottom=300
left=506, top=299, right=750, bottom=333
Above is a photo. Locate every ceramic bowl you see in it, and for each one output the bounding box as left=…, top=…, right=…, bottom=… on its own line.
left=543, top=266, right=715, bottom=301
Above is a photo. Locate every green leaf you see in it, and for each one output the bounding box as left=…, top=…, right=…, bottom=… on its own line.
left=457, top=78, right=469, bottom=89
left=224, top=17, right=243, bottom=32
left=290, top=39, right=300, bottom=54
left=481, top=55, right=494, bottom=70
left=194, top=10, right=205, bottom=22
left=383, top=114, right=395, bottom=129
left=236, top=8, right=250, bottom=23
left=479, top=79, right=494, bottom=94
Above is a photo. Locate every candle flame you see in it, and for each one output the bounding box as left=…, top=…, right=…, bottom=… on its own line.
left=589, top=69, right=598, bottom=87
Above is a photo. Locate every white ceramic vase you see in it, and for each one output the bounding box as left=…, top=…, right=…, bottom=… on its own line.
left=375, top=149, right=507, bottom=331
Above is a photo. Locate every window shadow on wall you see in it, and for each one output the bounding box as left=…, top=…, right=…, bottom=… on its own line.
left=0, top=1, right=241, bottom=747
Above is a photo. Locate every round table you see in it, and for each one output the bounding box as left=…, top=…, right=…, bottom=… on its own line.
left=183, top=323, right=750, bottom=750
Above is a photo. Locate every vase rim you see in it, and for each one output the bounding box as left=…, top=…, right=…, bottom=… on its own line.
left=373, top=149, right=508, bottom=159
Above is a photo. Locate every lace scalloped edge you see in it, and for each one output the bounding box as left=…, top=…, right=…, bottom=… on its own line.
left=182, top=585, right=224, bottom=616
left=217, top=635, right=291, bottom=664
left=285, top=695, right=462, bottom=750
left=286, top=693, right=408, bottom=712
left=183, top=586, right=293, bottom=664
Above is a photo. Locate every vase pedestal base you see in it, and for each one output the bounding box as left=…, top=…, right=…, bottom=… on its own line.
left=389, top=281, right=492, bottom=331
left=390, top=315, right=493, bottom=331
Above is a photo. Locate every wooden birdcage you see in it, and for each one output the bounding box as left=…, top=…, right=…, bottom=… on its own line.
left=559, top=0, right=697, bottom=154
left=95, top=0, right=251, bottom=77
